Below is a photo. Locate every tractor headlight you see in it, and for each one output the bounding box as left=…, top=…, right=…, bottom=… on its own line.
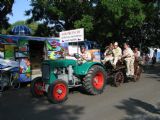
left=54, top=68, right=58, bottom=74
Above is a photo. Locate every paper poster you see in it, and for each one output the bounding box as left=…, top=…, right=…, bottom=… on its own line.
left=0, top=36, right=17, bottom=44
left=4, top=45, right=16, bottom=59
left=19, top=40, right=29, bottom=52
left=46, top=39, right=68, bottom=60
left=18, top=40, right=31, bottom=82
left=19, top=73, right=31, bottom=82
left=16, top=40, right=29, bottom=58
left=88, top=49, right=101, bottom=62
left=0, top=44, right=4, bottom=58
left=16, top=52, right=29, bottom=58
left=19, top=58, right=31, bottom=82
left=60, top=28, right=84, bottom=43
left=19, top=58, right=31, bottom=73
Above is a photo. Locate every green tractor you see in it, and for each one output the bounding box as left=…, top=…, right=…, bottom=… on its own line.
left=31, top=59, right=106, bottom=103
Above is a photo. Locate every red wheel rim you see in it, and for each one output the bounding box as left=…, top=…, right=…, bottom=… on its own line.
left=92, top=72, right=104, bottom=90
left=34, top=82, right=44, bottom=95
left=53, top=83, right=67, bottom=101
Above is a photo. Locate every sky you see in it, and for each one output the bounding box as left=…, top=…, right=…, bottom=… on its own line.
left=8, top=0, right=32, bottom=24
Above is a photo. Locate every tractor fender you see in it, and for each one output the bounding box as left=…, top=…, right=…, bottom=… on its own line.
left=73, top=62, right=105, bottom=75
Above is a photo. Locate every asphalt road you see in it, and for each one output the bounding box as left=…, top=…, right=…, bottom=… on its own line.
left=0, top=65, right=160, bottom=120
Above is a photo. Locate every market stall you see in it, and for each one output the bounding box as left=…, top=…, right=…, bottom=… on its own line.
left=0, top=34, right=68, bottom=84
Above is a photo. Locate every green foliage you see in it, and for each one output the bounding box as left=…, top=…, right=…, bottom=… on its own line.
left=74, top=15, right=93, bottom=34
left=25, top=0, right=159, bottom=47
left=0, top=0, right=14, bottom=31
left=28, top=22, right=38, bottom=35
left=26, top=0, right=92, bottom=28
left=101, top=0, right=145, bottom=28
left=34, top=24, right=53, bottom=37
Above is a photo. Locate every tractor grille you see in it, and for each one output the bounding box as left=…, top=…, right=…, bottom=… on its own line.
left=42, top=64, right=50, bottom=81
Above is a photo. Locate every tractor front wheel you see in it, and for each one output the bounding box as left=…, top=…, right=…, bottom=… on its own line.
left=30, top=77, right=45, bottom=97
left=83, top=65, right=106, bottom=95
left=47, top=80, right=68, bottom=104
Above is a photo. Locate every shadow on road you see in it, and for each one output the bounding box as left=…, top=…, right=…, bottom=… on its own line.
left=115, top=98, right=160, bottom=120
left=0, top=88, right=84, bottom=120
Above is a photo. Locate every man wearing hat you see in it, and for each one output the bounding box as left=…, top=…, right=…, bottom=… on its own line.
left=112, top=42, right=122, bottom=68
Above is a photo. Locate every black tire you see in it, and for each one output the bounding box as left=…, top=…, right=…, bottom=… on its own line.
left=113, top=71, right=124, bottom=87
left=11, top=80, right=20, bottom=89
left=0, top=73, right=9, bottom=91
left=83, top=65, right=106, bottom=95
left=47, top=80, right=68, bottom=104
left=30, top=77, right=44, bottom=97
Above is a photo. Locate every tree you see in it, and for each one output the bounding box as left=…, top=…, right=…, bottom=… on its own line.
left=26, top=0, right=94, bottom=36
left=74, top=15, right=93, bottom=37
left=124, top=1, right=160, bottom=48
left=0, top=0, right=14, bottom=31
left=92, top=0, right=145, bottom=45
left=142, top=0, right=160, bottom=47
left=26, top=0, right=148, bottom=47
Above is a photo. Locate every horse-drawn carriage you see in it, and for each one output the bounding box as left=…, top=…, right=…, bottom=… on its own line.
left=104, top=57, right=142, bottom=87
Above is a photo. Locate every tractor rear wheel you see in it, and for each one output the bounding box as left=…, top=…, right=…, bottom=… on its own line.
left=113, top=71, right=124, bottom=87
left=47, top=80, right=68, bottom=104
left=83, top=65, right=106, bottom=95
left=31, top=77, right=45, bottom=97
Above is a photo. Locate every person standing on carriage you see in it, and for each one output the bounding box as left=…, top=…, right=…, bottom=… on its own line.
left=122, top=43, right=135, bottom=77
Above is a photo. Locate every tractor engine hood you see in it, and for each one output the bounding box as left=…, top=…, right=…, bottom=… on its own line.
left=43, top=59, right=77, bottom=68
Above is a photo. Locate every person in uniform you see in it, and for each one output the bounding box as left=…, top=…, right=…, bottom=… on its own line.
left=122, top=43, right=135, bottom=77
left=80, top=45, right=92, bottom=62
left=112, top=42, right=122, bottom=67
left=102, top=43, right=114, bottom=64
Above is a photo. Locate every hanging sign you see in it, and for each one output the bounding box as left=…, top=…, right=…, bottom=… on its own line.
left=60, top=28, right=84, bottom=43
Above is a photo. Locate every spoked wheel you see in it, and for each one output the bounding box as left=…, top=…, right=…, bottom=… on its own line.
left=10, top=72, right=20, bottom=89
left=11, top=80, right=20, bottom=89
left=47, top=80, right=68, bottom=104
left=114, top=71, right=124, bottom=87
left=0, top=73, right=9, bottom=91
left=134, top=65, right=142, bottom=82
left=83, top=65, right=106, bottom=95
left=31, top=77, right=45, bottom=97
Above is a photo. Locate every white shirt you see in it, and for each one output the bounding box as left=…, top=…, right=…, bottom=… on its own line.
left=113, top=47, right=122, bottom=57
left=123, top=47, right=134, bottom=59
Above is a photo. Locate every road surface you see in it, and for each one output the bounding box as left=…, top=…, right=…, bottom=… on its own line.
left=0, top=65, right=160, bottom=120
